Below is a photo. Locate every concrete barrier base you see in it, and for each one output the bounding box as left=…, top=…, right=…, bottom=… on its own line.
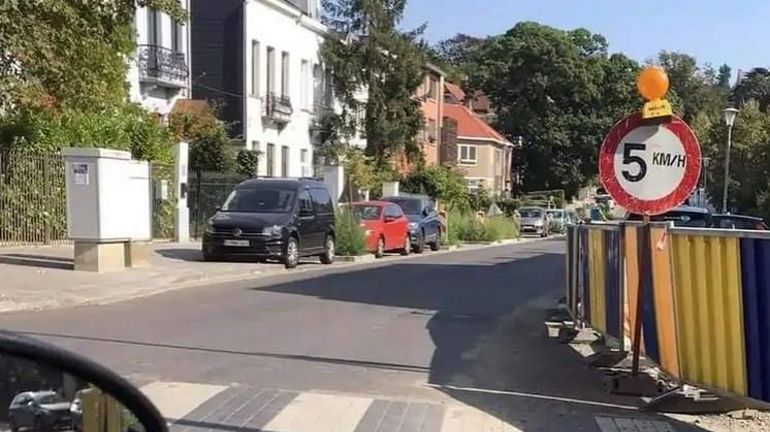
left=603, top=371, right=661, bottom=397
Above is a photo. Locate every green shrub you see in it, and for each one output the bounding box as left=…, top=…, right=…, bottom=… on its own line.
left=447, top=212, right=519, bottom=243
left=401, top=165, right=469, bottom=211
left=335, top=210, right=368, bottom=256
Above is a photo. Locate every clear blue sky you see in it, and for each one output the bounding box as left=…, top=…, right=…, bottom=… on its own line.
left=401, top=0, right=768, bottom=79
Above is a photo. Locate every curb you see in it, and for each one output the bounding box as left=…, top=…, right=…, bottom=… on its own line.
left=2, top=235, right=562, bottom=313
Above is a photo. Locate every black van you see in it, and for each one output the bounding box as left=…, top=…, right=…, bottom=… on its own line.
left=202, top=178, right=336, bottom=269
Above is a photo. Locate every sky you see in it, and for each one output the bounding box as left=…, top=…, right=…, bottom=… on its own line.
left=401, top=0, right=769, bottom=80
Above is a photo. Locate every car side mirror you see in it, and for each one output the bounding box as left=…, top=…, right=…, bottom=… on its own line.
left=422, top=208, right=430, bottom=217
left=0, top=330, right=167, bottom=432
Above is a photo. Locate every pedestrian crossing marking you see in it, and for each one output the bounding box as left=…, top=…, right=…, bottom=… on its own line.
left=262, top=392, right=373, bottom=432
left=595, top=416, right=676, bottom=432
left=140, top=381, right=227, bottom=420
left=442, top=405, right=523, bottom=432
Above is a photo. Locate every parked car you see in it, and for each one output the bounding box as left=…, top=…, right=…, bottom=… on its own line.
left=625, top=205, right=711, bottom=227
left=382, top=195, right=442, bottom=252
left=202, top=178, right=336, bottom=269
left=519, top=207, right=549, bottom=237
left=712, top=214, right=768, bottom=230
left=352, top=201, right=411, bottom=258
left=545, top=208, right=567, bottom=231
left=8, top=390, right=71, bottom=432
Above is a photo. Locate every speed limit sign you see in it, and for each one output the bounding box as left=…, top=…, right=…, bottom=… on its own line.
left=598, top=113, right=701, bottom=215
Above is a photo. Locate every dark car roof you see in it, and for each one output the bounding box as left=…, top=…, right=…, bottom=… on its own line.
left=236, top=177, right=327, bottom=190
left=626, top=205, right=710, bottom=219
left=382, top=195, right=427, bottom=202
left=713, top=213, right=764, bottom=222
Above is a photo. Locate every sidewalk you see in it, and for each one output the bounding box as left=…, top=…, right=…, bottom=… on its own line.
left=0, top=238, right=551, bottom=313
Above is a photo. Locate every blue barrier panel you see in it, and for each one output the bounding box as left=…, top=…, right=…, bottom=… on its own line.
left=740, top=237, right=770, bottom=402
left=604, top=229, right=622, bottom=340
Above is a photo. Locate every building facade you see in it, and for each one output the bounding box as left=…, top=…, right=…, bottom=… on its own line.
left=191, top=0, right=330, bottom=177
left=443, top=104, right=513, bottom=195
left=417, top=64, right=446, bottom=166
left=129, top=2, right=192, bottom=117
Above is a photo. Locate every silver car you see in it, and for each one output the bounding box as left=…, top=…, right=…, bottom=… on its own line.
left=519, top=207, right=549, bottom=237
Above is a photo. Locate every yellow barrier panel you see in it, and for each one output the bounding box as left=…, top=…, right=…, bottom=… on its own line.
left=588, top=229, right=607, bottom=334
left=624, top=226, right=642, bottom=350
left=650, top=227, right=679, bottom=378
left=671, top=234, right=747, bottom=395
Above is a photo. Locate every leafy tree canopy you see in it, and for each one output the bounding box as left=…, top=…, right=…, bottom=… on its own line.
left=320, top=0, right=426, bottom=168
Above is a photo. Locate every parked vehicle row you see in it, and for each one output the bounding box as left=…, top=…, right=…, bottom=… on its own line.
left=201, top=178, right=446, bottom=268
left=625, top=205, right=768, bottom=230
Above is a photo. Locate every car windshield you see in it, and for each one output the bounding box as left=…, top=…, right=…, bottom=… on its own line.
left=520, top=209, right=543, bottom=218
left=221, top=187, right=296, bottom=213
left=37, top=394, right=65, bottom=404
left=546, top=210, right=564, bottom=219
left=351, top=205, right=382, bottom=220
left=386, top=198, right=422, bottom=215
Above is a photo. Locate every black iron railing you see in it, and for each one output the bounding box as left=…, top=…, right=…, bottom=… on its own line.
left=137, top=44, right=189, bottom=86
left=262, top=93, right=293, bottom=123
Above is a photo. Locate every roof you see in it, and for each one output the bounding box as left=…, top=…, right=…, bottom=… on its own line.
left=443, top=103, right=509, bottom=144
left=713, top=213, right=764, bottom=221
left=352, top=200, right=394, bottom=207
left=444, top=83, right=466, bottom=102
left=382, top=195, right=429, bottom=202
left=238, top=178, right=326, bottom=189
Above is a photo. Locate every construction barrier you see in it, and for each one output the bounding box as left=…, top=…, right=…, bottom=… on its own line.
left=565, top=223, right=770, bottom=405
left=567, top=223, right=624, bottom=342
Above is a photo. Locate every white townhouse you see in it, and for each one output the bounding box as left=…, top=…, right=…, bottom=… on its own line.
left=191, top=0, right=362, bottom=177
left=129, top=1, right=192, bottom=117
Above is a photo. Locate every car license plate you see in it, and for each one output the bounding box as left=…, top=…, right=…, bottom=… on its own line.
left=223, top=239, right=249, bottom=247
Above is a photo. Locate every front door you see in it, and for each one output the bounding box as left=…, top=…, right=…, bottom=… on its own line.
left=383, top=204, right=402, bottom=249
left=296, top=190, right=319, bottom=253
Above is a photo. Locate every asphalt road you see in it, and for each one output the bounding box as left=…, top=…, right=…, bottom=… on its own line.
left=0, top=240, right=709, bottom=431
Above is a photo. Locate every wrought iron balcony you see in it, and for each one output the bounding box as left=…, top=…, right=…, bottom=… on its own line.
left=262, top=93, right=293, bottom=124
left=137, top=44, right=189, bottom=88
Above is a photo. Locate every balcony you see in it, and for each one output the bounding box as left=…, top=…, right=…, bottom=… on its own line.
left=137, top=45, right=189, bottom=89
left=262, top=93, right=293, bottom=124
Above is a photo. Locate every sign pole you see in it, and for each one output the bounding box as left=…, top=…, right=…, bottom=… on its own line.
left=631, top=214, right=650, bottom=375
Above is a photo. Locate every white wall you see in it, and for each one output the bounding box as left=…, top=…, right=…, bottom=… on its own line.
left=241, top=0, right=327, bottom=178
left=129, top=1, right=191, bottom=117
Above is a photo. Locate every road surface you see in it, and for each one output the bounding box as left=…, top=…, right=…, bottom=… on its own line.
left=0, top=240, right=707, bottom=431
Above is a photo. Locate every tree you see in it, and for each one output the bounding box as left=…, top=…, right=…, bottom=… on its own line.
left=733, top=68, right=770, bottom=110
left=0, top=0, right=186, bottom=111
left=654, top=51, right=727, bottom=123
left=717, top=64, right=732, bottom=90
left=461, top=22, right=640, bottom=197
left=320, top=0, right=426, bottom=168
left=702, top=101, right=770, bottom=218
left=170, top=110, right=235, bottom=172
left=432, top=34, right=485, bottom=83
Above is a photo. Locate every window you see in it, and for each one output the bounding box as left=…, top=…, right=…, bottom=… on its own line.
left=251, top=140, right=260, bottom=152
left=221, top=187, right=296, bottom=213
left=310, top=189, right=333, bottom=214
left=298, top=190, right=313, bottom=214
left=300, top=60, right=310, bottom=109
left=266, top=143, right=275, bottom=176
left=458, top=144, right=478, bottom=164
left=427, top=119, right=437, bottom=142
left=313, top=64, right=323, bottom=107
left=281, top=51, right=290, bottom=97
left=251, top=40, right=260, bottom=96
left=427, top=76, right=437, bottom=99
left=281, top=145, right=289, bottom=177
left=300, top=149, right=309, bottom=176
left=324, top=69, right=333, bottom=107
left=266, top=47, right=275, bottom=94
left=147, top=8, right=160, bottom=45
left=171, top=19, right=183, bottom=52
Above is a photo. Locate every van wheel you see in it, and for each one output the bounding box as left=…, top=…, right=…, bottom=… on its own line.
left=400, top=234, right=411, bottom=256
left=375, top=237, right=385, bottom=258
left=284, top=236, right=299, bottom=269
left=320, top=235, right=335, bottom=264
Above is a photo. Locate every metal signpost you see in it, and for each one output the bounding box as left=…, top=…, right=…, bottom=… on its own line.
left=598, top=66, right=702, bottom=377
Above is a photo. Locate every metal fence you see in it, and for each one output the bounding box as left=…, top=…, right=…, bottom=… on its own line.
left=150, top=162, right=176, bottom=240
left=0, top=152, right=69, bottom=246
left=188, top=170, right=249, bottom=238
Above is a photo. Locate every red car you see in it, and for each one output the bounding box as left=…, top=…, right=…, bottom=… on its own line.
left=352, top=201, right=412, bottom=258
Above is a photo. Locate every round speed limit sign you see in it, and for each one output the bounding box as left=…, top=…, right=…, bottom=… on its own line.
left=599, top=113, right=701, bottom=215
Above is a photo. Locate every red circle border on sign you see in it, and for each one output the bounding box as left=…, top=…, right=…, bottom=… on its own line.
left=598, top=113, right=701, bottom=216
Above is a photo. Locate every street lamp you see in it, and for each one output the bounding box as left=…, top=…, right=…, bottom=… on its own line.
left=721, top=107, right=739, bottom=213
